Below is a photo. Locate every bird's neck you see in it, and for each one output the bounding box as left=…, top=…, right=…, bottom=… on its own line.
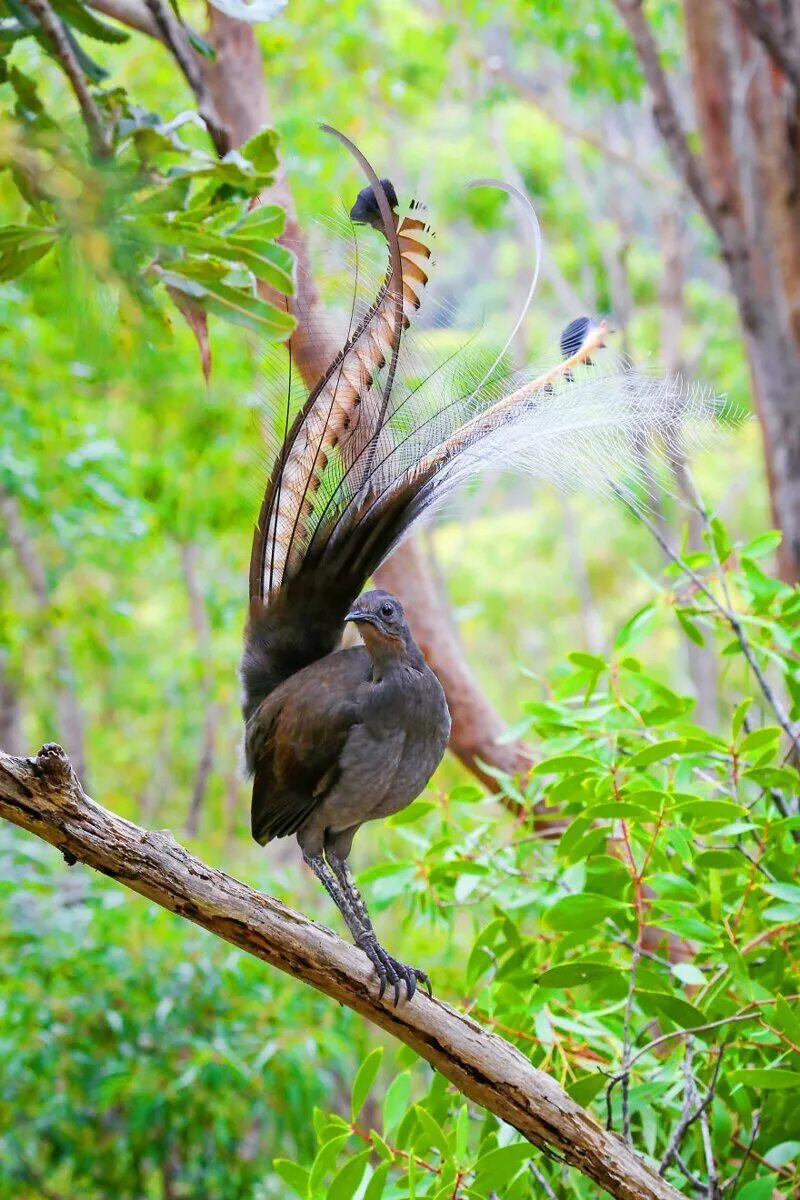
left=360, top=627, right=426, bottom=680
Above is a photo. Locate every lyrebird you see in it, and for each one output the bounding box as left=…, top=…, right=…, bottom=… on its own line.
left=241, top=128, right=716, bottom=1003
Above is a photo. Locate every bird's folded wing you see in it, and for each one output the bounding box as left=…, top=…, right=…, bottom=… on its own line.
left=249, top=648, right=369, bottom=844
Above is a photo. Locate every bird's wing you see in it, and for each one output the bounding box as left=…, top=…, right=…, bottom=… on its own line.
left=249, top=647, right=370, bottom=844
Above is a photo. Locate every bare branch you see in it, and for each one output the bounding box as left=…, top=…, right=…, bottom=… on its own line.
left=86, top=0, right=159, bottom=36
left=612, top=1, right=718, bottom=228
left=0, top=743, right=684, bottom=1200
left=489, top=60, right=676, bottom=193
left=142, top=0, right=230, bottom=154
left=25, top=0, right=112, bottom=158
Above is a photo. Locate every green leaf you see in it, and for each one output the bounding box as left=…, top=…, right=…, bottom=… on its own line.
left=764, top=1141, right=800, bottom=1168
left=238, top=127, right=279, bottom=173
left=382, top=1071, right=410, bottom=1135
left=584, top=801, right=655, bottom=822
left=51, top=0, right=130, bottom=43
left=675, top=799, right=746, bottom=822
left=763, top=882, right=800, bottom=904
left=387, top=800, right=436, bottom=827
left=363, top=1161, right=391, bottom=1200
left=625, top=739, right=684, bottom=768
left=736, top=1177, right=780, bottom=1200
left=326, top=1149, right=372, bottom=1200
left=568, top=651, right=606, bottom=671
left=732, top=698, right=753, bottom=738
left=413, top=1105, right=452, bottom=1160
left=449, top=783, right=483, bottom=804
left=544, top=893, right=629, bottom=932
left=352, top=1047, right=383, bottom=1122
left=309, top=1135, right=350, bottom=1194
left=231, top=202, right=285, bottom=240
left=638, top=991, right=705, bottom=1030
left=729, top=1068, right=800, bottom=1090
left=533, top=753, right=604, bottom=776
left=739, top=726, right=781, bottom=757
left=471, top=1143, right=536, bottom=1194
left=742, top=530, right=782, bottom=559
left=695, top=850, right=741, bottom=870
left=0, top=232, right=56, bottom=281
left=273, top=1159, right=310, bottom=1198
left=566, top=1073, right=607, bottom=1106
left=676, top=608, right=705, bottom=646
left=161, top=266, right=295, bottom=337
left=614, top=603, right=657, bottom=649
left=537, top=960, right=620, bottom=988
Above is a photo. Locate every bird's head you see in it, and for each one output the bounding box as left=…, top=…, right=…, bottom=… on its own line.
left=349, top=178, right=398, bottom=232
left=345, top=589, right=411, bottom=661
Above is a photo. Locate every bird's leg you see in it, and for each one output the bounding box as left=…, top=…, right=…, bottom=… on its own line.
left=301, top=851, right=368, bottom=946
left=325, top=850, right=432, bottom=1004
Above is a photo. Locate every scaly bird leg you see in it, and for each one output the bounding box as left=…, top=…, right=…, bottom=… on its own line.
left=325, top=850, right=431, bottom=1004
left=303, top=850, right=403, bottom=1001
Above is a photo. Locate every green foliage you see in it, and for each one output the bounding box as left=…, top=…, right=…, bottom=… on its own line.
left=0, top=16, right=294, bottom=349
left=274, top=537, right=800, bottom=1197
left=0, top=827, right=374, bottom=1199
left=1, top=1, right=798, bottom=1197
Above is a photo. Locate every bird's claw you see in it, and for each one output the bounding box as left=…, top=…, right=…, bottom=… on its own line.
left=359, top=937, right=431, bottom=1005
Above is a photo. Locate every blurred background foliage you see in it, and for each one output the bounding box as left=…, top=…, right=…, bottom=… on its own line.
left=1, top=0, right=798, bottom=1196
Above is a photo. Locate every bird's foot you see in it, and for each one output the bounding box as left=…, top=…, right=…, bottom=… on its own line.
left=357, top=935, right=432, bottom=1005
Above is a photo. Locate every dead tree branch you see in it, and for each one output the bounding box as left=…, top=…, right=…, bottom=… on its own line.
left=0, top=742, right=682, bottom=1200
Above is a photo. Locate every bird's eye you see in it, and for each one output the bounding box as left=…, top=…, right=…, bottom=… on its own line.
left=380, top=602, right=394, bottom=618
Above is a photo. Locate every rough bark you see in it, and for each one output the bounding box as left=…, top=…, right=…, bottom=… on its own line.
left=0, top=742, right=682, bottom=1200
left=199, top=7, right=532, bottom=785
left=614, top=0, right=800, bottom=582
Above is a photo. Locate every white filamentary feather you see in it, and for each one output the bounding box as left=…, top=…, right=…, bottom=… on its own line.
left=253, top=158, right=726, bottom=602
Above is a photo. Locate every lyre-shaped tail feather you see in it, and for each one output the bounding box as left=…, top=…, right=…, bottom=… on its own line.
left=242, top=135, right=725, bottom=719
left=249, top=136, right=433, bottom=603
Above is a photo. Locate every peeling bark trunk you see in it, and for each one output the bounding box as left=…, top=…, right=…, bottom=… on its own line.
left=0, top=742, right=683, bottom=1200
left=615, top=0, right=800, bottom=582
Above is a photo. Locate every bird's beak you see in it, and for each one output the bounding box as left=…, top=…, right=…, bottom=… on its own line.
left=345, top=604, right=373, bottom=626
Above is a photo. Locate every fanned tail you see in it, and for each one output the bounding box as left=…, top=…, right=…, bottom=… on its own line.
left=242, top=130, right=724, bottom=722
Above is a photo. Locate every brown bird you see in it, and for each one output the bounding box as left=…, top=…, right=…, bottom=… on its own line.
left=241, top=128, right=717, bottom=1002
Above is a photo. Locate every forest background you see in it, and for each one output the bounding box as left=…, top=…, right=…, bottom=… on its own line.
left=1, top=0, right=799, bottom=1197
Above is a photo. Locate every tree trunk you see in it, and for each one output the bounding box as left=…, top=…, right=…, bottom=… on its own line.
left=615, top=0, right=800, bottom=582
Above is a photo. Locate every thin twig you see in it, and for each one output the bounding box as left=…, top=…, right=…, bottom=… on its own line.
left=142, top=0, right=230, bottom=155
left=529, top=1160, right=559, bottom=1200
left=24, top=0, right=112, bottom=158
left=619, top=492, right=799, bottom=767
